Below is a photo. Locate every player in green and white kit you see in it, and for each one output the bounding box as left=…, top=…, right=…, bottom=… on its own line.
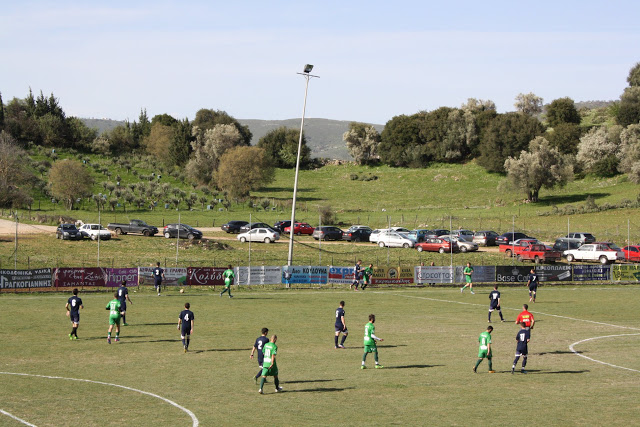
left=361, top=314, right=384, bottom=369
left=258, top=335, right=283, bottom=394
left=361, top=264, right=373, bottom=290
left=106, top=292, right=123, bottom=344
left=220, top=264, right=234, bottom=298
left=461, top=262, right=475, bottom=294
left=473, top=325, right=494, bottom=373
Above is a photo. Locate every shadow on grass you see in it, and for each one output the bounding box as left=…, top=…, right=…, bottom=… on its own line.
left=83, top=335, right=151, bottom=341
left=285, top=379, right=343, bottom=384
left=526, top=369, right=590, bottom=374
left=192, top=348, right=249, bottom=353
left=129, top=323, right=175, bottom=326
left=285, top=386, right=355, bottom=393
left=537, top=192, right=610, bottom=206
left=535, top=350, right=583, bottom=356
left=119, top=339, right=178, bottom=344
left=385, top=364, right=444, bottom=370
left=378, top=344, right=407, bottom=349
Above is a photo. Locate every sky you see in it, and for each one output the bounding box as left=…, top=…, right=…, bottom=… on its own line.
left=1, top=1, right=639, bottom=125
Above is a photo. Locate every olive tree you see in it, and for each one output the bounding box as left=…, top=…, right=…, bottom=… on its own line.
left=343, top=122, right=381, bottom=165
left=514, top=92, right=543, bottom=116
left=215, top=146, right=274, bottom=199
left=48, top=159, right=94, bottom=210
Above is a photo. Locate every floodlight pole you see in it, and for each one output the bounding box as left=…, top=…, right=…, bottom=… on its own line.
left=287, top=66, right=319, bottom=269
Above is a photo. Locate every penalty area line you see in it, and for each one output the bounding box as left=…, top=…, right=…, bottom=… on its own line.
left=0, top=372, right=198, bottom=427
left=569, top=334, right=640, bottom=373
left=0, top=409, right=38, bottom=427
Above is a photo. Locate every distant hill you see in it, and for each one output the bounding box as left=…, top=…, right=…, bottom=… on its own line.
left=81, top=118, right=385, bottom=161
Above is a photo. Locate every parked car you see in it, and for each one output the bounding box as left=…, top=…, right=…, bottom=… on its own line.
left=79, top=223, right=111, bottom=241
left=415, top=237, right=458, bottom=253
left=622, top=245, right=640, bottom=262
left=107, top=220, right=158, bottom=236
left=516, top=244, right=563, bottom=264
left=56, top=224, right=83, bottom=240
left=473, top=231, right=499, bottom=246
left=564, top=243, right=624, bottom=264
left=443, top=235, right=478, bottom=253
left=426, top=229, right=450, bottom=238
left=221, top=220, right=249, bottom=233
left=273, top=220, right=298, bottom=233
left=499, top=239, right=540, bottom=257
left=390, top=227, right=411, bottom=233
left=376, top=231, right=415, bottom=248
left=163, top=223, right=203, bottom=240
left=369, top=228, right=389, bottom=244
left=344, top=228, right=372, bottom=242
left=451, top=229, right=475, bottom=242
left=565, top=232, right=596, bottom=244
left=345, top=225, right=372, bottom=234
left=313, top=226, right=344, bottom=241
left=553, top=237, right=583, bottom=252
left=239, top=222, right=275, bottom=234
left=284, top=222, right=315, bottom=235
left=237, top=227, right=280, bottom=243
left=495, top=232, right=530, bottom=246
left=407, top=229, right=432, bottom=243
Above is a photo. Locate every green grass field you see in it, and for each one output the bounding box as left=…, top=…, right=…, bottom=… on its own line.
left=1, top=285, right=639, bottom=426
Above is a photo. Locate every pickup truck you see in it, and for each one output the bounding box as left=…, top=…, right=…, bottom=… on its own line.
left=107, top=220, right=158, bottom=236
left=516, top=244, right=562, bottom=264
left=499, top=239, right=540, bottom=257
left=565, top=243, right=625, bottom=265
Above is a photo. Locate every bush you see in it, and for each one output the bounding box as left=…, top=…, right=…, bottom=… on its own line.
left=319, top=206, right=337, bottom=225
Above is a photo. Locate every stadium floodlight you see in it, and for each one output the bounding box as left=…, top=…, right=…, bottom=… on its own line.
left=287, top=65, right=320, bottom=274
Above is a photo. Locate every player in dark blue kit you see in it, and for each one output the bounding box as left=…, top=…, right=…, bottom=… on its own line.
left=512, top=322, right=531, bottom=374
left=488, top=285, right=504, bottom=323
left=117, top=280, right=133, bottom=326
left=153, top=262, right=165, bottom=296
left=250, top=328, right=270, bottom=383
left=526, top=269, right=538, bottom=303
left=334, top=300, right=348, bottom=348
left=178, top=302, right=195, bottom=353
left=350, top=260, right=362, bottom=291
left=65, top=288, right=83, bottom=340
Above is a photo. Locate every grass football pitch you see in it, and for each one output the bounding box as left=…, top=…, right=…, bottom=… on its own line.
left=1, top=285, right=639, bottom=426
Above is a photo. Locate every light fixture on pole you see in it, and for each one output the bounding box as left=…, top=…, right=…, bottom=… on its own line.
left=287, top=64, right=319, bottom=269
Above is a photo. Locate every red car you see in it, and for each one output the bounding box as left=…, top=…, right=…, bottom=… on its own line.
left=622, top=245, right=640, bottom=262
left=283, top=222, right=315, bottom=235
left=415, top=237, right=458, bottom=253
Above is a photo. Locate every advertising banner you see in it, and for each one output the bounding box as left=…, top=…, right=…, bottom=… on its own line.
left=414, top=266, right=455, bottom=284
left=328, top=266, right=355, bottom=284
left=454, top=266, right=496, bottom=283
left=0, top=269, right=52, bottom=289
left=105, top=268, right=138, bottom=287
left=236, top=266, right=282, bottom=285
left=535, top=265, right=572, bottom=282
left=611, top=264, right=640, bottom=282
left=281, top=266, right=328, bottom=285
left=138, top=267, right=187, bottom=286
left=54, top=268, right=106, bottom=287
left=373, top=266, right=414, bottom=285
left=187, top=267, right=226, bottom=286
left=495, top=266, right=531, bottom=283
left=572, top=265, right=610, bottom=281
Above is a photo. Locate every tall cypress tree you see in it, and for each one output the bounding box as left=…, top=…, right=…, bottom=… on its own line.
left=0, top=92, right=4, bottom=129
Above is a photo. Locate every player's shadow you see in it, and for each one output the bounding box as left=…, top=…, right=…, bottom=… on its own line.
left=378, top=344, right=407, bottom=348
left=525, top=369, right=590, bottom=374
left=192, top=348, right=248, bottom=353
left=285, top=379, right=343, bottom=384
left=119, top=339, right=178, bottom=344
left=385, top=364, right=444, bottom=369
left=83, top=335, right=151, bottom=341
left=231, top=297, right=275, bottom=300
left=286, top=386, right=355, bottom=393
left=535, top=350, right=583, bottom=355
left=131, top=323, right=176, bottom=326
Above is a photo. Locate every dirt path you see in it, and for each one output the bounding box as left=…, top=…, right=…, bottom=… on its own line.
left=0, top=219, right=57, bottom=236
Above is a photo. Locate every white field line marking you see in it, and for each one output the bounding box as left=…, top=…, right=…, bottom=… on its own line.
left=0, top=409, right=38, bottom=427
left=376, top=292, right=640, bottom=331
left=0, top=372, right=198, bottom=427
left=569, top=334, right=640, bottom=373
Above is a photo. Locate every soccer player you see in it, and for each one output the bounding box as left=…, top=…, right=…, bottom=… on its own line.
left=250, top=328, right=270, bottom=383
left=178, top=302, right=194, bottom=352
left=335, top=301, right=348, bottom=349
left=512, top=322, right=531, bottom=374
left=259, top=335, right=283, bottom=394
left=220, top=265, right=234, bottom=298
left=473, top=325, right=494, bottom=373
left=461, top=262, right=475, bottom=294
left=488, top=285, right=504, bottom=323
left=117, top=280, right=133, bottom=326
left=65, top=288, right=83, bottom=340
left=516, top=304, right=535, bottom=331
left=361, top=314, right=384, bottom=369
left=153, top=262, right=165, bottom=296
left=361, top=263, right=373, bottom=290
left=526, top=268, right=539, bottom=303
left=351, top=260, right=362, bottom=291
left=106, top=292, right=123, bottom=344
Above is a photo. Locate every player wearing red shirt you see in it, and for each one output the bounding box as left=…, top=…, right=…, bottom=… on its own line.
left=515, top=304, right=535, bottom=329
